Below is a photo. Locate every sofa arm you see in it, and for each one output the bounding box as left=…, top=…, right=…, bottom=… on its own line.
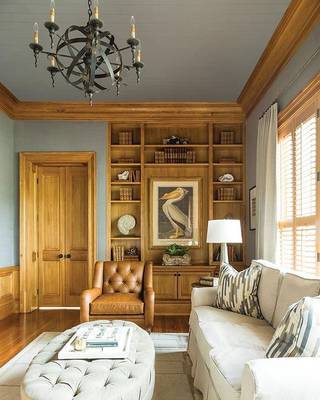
left=191, top=287, right=218, bottom=308
left=144, top=287, right=155, bottom=332
left=80, top=287, right=102, bottom=323
left=241, top=358, right=320, bottom=400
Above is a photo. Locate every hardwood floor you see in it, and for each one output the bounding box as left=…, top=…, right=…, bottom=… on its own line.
left=0, top=310, right=189, bottom=367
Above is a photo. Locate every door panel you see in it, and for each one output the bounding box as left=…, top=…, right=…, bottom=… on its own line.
left=65, top=166, right=88, bottom=306
left=153, top=272, right=178, bottom=300
left=38, top=166, right=65, bottom=306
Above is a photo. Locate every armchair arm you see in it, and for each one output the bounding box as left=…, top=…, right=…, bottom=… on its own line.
left=241, top=358, right=320, bottom=400
left=191, top=287, right=218, bottom=308
left=144, top=261, right=154, bottom=332
left=80, top=287, right=102, bottom=322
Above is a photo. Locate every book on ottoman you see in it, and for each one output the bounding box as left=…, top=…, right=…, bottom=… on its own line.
left=58, top=323, right=133, bottom=360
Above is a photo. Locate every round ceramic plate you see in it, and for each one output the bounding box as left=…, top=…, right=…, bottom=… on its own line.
left=117, top=214, right=136, bottom=235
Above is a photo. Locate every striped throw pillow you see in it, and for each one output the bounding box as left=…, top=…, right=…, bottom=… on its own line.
left=215, top=263, right=263, bottom=319
left=266, top=296, right=320, bottom=358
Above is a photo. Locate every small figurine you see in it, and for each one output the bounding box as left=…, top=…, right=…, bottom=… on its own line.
left=118, top=170, right=130, bottom=181
left=218, top=173, right=234, bottom=182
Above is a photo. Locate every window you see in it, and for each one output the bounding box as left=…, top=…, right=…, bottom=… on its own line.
left=278, top=98, right=319, bottom=275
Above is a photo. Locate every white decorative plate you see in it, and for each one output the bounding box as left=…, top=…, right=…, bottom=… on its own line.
left=117, top=214, right=136, bottom=235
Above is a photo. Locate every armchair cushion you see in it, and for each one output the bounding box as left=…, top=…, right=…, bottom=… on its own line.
left=90, top=293, right=144, bottom=315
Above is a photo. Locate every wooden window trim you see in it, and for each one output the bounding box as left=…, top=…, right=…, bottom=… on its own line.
left=278, top=76, right=320, bottom=275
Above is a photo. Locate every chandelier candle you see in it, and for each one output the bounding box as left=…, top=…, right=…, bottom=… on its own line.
left=28, top=0, right=144, bottom=104
left=93, top=0, right=99, bottom=20
left=50, top=0, right=55, bottom=23
left=130, top=16, right=136, bottom=38
left=33, top=23, right=39, bottom=44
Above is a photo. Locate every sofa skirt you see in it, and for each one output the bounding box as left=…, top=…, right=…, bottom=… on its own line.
left=188, top=330, right=221, bottom=400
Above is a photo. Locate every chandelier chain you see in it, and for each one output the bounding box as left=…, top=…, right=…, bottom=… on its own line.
left=87, top=0, right=93, bottom=23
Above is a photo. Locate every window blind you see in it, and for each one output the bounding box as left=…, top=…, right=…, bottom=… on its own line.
left=278, top=113, right=318, bottom=275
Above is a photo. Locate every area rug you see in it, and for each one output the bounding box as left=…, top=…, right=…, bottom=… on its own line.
left=0, top=332, right=202, bottom=400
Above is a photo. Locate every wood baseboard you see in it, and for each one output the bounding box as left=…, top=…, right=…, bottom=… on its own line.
left=0, top=266, right=20, bottom=320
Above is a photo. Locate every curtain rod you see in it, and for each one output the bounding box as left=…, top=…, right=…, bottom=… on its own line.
left=259, top=44, right=320, bottom=120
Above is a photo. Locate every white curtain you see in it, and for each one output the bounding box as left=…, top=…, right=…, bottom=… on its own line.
left=255, top=103, right=278, bottom=261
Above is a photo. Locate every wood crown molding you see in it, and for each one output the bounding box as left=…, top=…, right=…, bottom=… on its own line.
left=0, top=80, right=244, bottom=122
left=4, top=98, right=245, bottom=123
left=238, top=0, right=320, bottom=115
left=0, top=83, right=18, bottom=119
left=278, top=72, right=320, bottom=127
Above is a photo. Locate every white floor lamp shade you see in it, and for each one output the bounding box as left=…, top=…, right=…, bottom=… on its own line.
left=207, top=219, right=242, bottom=265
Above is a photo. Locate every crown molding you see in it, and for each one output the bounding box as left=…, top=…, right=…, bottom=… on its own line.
left=278, top=72, right=320, bottom=127
left=0, top=83, right=245, bottom=122
left=0, top=82, right=18, bottom=119
left=238, top=0, right=320, bottom=115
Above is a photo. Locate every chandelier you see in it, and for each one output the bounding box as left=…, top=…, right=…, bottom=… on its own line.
left=29, top=0, right=144, bottom=105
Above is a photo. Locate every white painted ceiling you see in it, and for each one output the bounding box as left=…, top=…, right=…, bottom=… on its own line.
left=0, top=0, right=290, bottom=102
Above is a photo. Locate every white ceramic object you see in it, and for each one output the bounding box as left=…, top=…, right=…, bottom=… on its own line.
left=117, top=214, right=136, bottom=235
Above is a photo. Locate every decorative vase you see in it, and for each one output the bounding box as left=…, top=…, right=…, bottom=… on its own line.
left=162, top=253, right=191, bottom=266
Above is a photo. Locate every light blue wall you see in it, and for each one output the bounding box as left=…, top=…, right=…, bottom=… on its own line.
left=0, top=111, right=16, bottom=266
left=246, top=24, right=320, bottom=261
left=14, top=121, right=107, bottom=260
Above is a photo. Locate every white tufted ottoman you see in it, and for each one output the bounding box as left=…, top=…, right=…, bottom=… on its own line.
left=21, top=321, right=155, bottom=400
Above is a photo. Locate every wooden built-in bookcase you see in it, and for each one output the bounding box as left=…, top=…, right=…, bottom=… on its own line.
left=107, top=121, right=246, bottom=315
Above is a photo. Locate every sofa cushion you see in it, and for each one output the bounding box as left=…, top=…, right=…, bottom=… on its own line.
left=90, top=293, right=144, bottom=315
left=254, top=259, right=282, bottom=324
left=191, top=307, right=274, bottom=400
left=272, top=273, right=320, bottom=328
left=216, top=263, right=263, bottom=319
left=267, top=296, right=320, bottom=358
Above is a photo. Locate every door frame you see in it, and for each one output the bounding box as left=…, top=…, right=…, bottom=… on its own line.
left=20, top=152, right=96, bottom=313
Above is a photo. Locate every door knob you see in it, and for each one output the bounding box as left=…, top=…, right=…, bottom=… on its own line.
left=58, top=254, right=63, bottom=259
left=65, top=254, right=71, bottom=259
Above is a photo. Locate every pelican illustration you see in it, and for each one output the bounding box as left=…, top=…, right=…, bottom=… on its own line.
left=160, top=187, right=192, bottom=239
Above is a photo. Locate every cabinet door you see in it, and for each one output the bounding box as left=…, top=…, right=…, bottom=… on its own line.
left=153, top=272, right=178, bottom=300
left=178, top=271, right=213, bottom=300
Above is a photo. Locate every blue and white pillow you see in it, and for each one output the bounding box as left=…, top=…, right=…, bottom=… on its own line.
left=266, top=296, right=320, bottom=358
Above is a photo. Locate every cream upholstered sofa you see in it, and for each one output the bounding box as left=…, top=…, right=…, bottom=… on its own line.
left=188, top=260, right=320, bottom=400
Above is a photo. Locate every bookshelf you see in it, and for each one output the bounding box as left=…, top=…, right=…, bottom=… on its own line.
left=107, top=121, right=246, bottom=314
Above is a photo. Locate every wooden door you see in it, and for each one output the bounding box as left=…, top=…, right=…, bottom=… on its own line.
left=153, top=272, right=178, bottom=300
left=38, top=165, right=89, bottom=307
left=65, top=166, right=88, bottom=306
left=38, top=166, right=65, bottom=306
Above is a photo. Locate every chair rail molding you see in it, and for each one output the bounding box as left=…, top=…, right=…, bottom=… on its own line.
left=238, top=0, right=320, bottom=115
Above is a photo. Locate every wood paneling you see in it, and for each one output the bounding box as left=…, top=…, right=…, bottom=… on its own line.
left=0, top=266, right=19, bottom=321
left=238, top=0, right=320, bottom=115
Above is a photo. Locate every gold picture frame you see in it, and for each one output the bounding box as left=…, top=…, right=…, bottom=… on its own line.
left=150, top=177, right=201, bottom=248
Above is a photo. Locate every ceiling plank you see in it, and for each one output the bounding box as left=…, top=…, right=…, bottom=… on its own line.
left=238, top=0, right=320, bottom=115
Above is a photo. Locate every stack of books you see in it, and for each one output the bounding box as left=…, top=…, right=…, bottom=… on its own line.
left=199, top=276, right=218, bottom=287
left=154, top=148, right=196, bottom=163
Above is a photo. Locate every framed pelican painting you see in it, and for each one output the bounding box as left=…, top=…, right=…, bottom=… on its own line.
left=150, top=178, right=201, bottom=247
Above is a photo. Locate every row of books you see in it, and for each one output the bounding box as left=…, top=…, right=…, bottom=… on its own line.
left=154, top=148, right=196, bottom=163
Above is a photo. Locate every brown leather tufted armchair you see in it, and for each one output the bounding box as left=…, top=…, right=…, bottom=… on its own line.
left=80, top=261, right=154, bottom=331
